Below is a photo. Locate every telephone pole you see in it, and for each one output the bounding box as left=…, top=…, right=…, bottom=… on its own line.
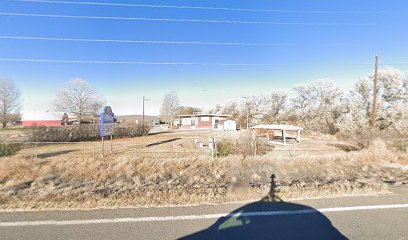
left=142, top=96, right=148, bottom=134
left=242, top=96, right=250, bottom=129
left=371, top=55, right=379, bottom=128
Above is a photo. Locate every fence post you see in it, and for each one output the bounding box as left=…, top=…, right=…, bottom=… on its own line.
left=101, top=137, right=104, bottom=158
left=93, top=142, right=96, bottom=161
left=34, top=142, right=38, bottom=158
left=110, top=135, right=113, bottom=154
left=254, top=138, right=257, bottom=156
left=211, top=135, right=217, bottom=160
left=215, top=140, right=218, bottom=159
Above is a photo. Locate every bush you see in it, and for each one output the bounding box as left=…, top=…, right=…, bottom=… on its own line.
left=0, top=143, right=22, bottom=157
left=217, top=139, right=234, bottom=157
left=217, top=134, right=274, bottom=158
left=336, top=126, right=407, bottom=152
left=29, top=124, right=151, bottom=142
left=114, top=124, right=151, bottom=138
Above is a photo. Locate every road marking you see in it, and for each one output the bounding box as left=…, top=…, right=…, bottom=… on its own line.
left=1, top=203, right=408, bottom=227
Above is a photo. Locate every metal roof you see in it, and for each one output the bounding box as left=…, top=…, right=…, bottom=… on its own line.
left=22, top=112, right=64, bottom=121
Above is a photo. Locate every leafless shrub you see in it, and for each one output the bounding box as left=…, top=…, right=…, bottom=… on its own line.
left=217, top=134, right=274, bottom=157
left=29, top=124, right=150, bottom=142
left=114, top=124, right=151, bottom=138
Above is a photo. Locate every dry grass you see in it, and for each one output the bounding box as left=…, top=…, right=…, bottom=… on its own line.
left=0, top=133, right=407, bottom=210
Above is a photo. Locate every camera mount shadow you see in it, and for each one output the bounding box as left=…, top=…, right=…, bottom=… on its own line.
left=179, top=174, right=347, bottom=240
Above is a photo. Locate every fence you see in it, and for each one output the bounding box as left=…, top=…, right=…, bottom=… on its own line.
left=2, top=137, right=407, bottom=160
left=0, top=141, right=206, bottom=160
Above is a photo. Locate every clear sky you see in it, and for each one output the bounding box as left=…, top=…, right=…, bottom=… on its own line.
left=0, top=0, right=407, bottom=115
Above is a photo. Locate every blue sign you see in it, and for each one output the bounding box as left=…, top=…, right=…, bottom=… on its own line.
left=100, top=106, right=115, bottom=137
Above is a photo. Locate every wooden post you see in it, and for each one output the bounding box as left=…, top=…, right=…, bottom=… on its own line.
left=254, top=138, right=257, bottom=156
left=297, top=130, right=301, bottom=144
left=251, top=129, right=256, bottom=154
left=212, top=137, right=215, bottom=159
left=215, top=140, right=218, bottom=159
left=282, top=130, right=286, bottom=145
left=101, top=137, right=104, bottom=158
left=35, top=142, right=38, bottom=158
left=371, top=55, right=379, bottom=128
left=212, top=136, right=215, bottom=159
left=110, top=135, right=113, bottom=154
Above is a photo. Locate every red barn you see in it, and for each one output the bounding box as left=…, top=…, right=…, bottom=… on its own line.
left=22, top=112, right=63, bottom=127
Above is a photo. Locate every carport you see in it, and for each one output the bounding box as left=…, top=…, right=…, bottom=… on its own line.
left=251, top=124, right=303, bottom=145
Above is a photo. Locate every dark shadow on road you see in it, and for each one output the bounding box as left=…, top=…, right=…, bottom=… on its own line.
left=146, top=138, right=181, bottom=147
left=37, top=150, right=78, bottom=158
left=180, top=175, right=347, bottom=240
left=179, top=200, right=348, bottom=240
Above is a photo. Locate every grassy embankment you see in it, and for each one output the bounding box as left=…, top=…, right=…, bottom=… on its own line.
left=0, top=132, right=407, bottom=210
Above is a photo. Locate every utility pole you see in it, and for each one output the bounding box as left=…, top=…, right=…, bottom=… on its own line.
left=242, top=96, right=250, bottom=129
left=142, top=96, right=148, bottom=134
left=371, top=55, right=379, bottom=128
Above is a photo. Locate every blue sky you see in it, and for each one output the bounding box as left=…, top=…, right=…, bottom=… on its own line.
left=0, top=0, right=407, bottom=115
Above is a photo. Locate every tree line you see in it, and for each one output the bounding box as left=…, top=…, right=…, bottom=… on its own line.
left=160, top=67, right=408, bottom=141
left=2, top=67, right=407, bottom=139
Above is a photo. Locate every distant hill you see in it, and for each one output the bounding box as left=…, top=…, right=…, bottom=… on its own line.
left=116, top=115, right=159, bottom=124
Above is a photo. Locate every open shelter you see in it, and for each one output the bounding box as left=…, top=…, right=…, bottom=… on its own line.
left=251, top=124, right=303, bottom=145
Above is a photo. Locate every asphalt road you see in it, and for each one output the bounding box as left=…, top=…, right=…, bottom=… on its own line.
left=1, top=187, right=408, bottom=240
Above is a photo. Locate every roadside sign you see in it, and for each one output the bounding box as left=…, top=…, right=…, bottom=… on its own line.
left=100, top=106, right=115, bottom=137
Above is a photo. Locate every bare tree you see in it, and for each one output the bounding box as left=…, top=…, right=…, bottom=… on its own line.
left=177, top=106, right=201, bottom=115
left=339, top=68, right=408, bottom=133
left=209, top=104, right=223, bottom=114
left=292, top=80, right=343, bottom=134
left=222, top=101, right=240, bottom=119
left=54, top=79, right=105, bottom=125
left=0, top=79, right=21, bottom=128
left=240, top=96, right=263, bottom=128
left=160, top=91, right=180, bottom=125
left=261, top=90, right=288, bottom=123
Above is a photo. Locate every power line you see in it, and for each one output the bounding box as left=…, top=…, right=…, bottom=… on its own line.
left=0, top=36, right=341, bottom=47
left=14, top=0, right=386, bottom=15
left=0, top=12, right=369, bottom=26
left=0, top=58, right=406, bottom=66
left=0, top=58, right=281, bottom=66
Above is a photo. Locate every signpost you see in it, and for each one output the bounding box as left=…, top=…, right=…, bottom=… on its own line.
left=100, top=106, right=115, bottom=157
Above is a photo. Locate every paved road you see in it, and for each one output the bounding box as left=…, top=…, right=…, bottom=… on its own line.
left=1, top=187, right=408, bottom=240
